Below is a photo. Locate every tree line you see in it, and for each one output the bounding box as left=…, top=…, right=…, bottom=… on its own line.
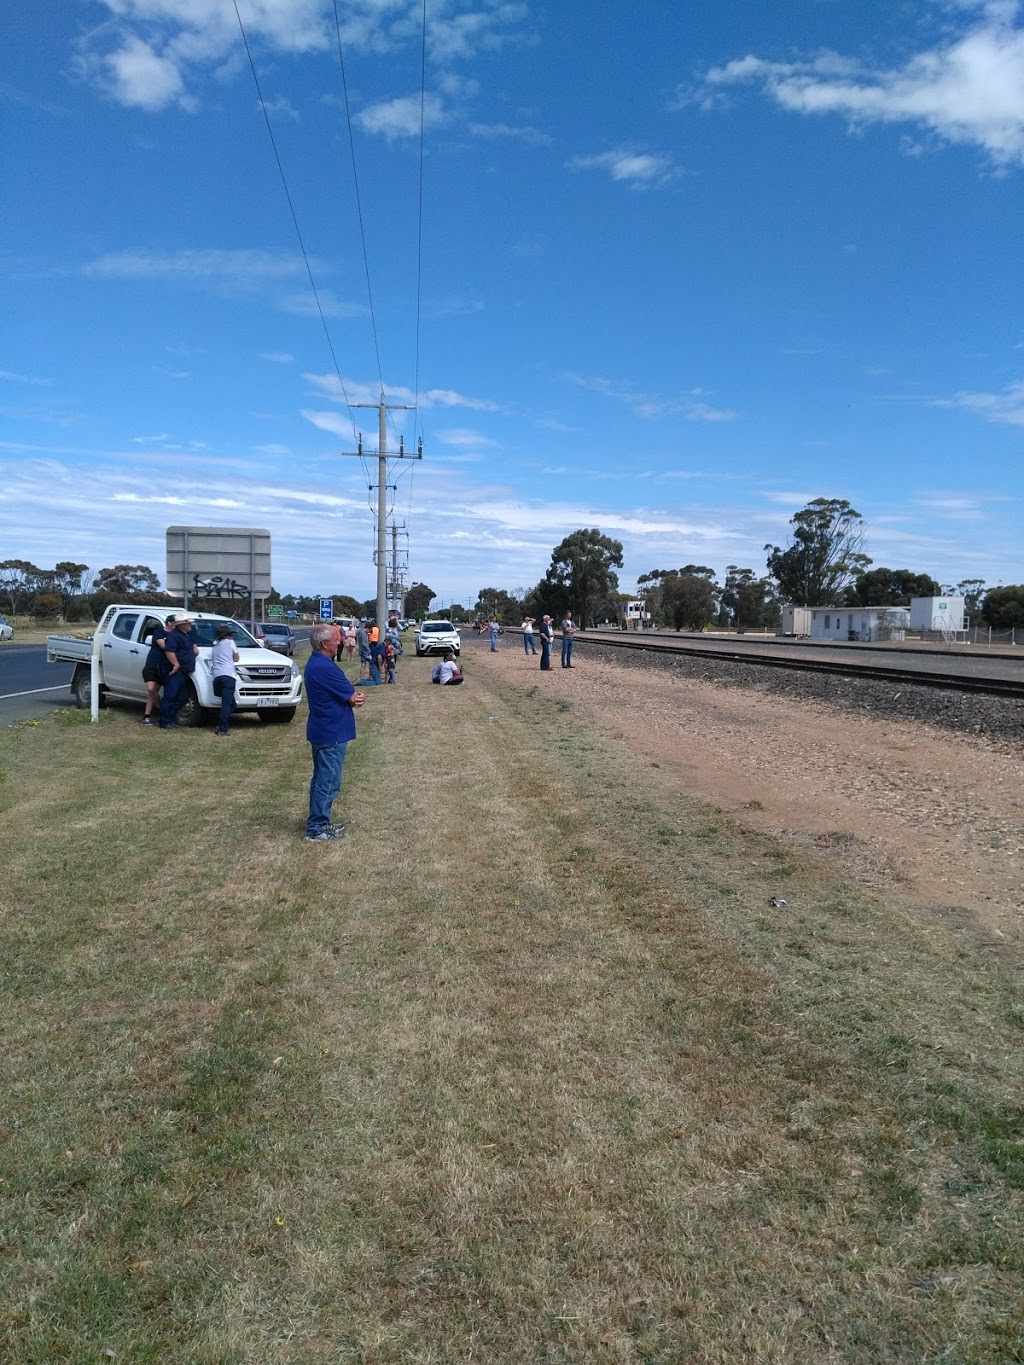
left=5, top=499, right=1023, bottom=631
left=443, top=498, right=1021, bottom=632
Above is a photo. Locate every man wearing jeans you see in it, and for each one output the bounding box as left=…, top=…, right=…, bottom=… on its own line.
left=560, top=611, right=576, bottom=668
left=303, top=623, right=365, bottom=842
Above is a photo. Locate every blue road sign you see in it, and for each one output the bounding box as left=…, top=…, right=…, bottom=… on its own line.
left=319, top=599, right=333, bottom=620
left=286, top=610, right=298, bottom=618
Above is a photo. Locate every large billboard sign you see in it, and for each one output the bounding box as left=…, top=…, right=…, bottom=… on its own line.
left=166, top=526, right=272, bottom=606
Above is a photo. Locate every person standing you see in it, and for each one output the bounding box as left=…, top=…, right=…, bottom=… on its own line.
left=539, top=615, right=554, bottom=671
left=488, top=617, right=501, bottom=651
left=367, top=629, right=385, bottom=686
left=521, top=616, right=537, bottom=655
left=141, top=613, right=176, bottom=724
left=356, top=621, right=371, bottom=682
left=159, top=613, right=199, bottom=728
left=304, top=623, right=365, bottom=842
left=211, top=623, right=240, bottom=735
left=561, top=610, right=576, bottom=668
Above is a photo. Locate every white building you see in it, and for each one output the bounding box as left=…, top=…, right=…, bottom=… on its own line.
left=808, top=606, right=910, bottom=642
left=619, top=599, right=652, bottom=630
left=779, top=606, right=812, bottom=636
left=910, top=596, right=965, bottom=632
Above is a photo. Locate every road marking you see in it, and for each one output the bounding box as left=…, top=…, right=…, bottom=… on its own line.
left=0, top=685, right=69, bottom=700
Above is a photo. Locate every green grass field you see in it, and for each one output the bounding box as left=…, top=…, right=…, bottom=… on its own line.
left=1, top=651, right=1021, bottom=1363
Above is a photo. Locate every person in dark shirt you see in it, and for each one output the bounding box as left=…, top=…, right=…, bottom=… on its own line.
left=141, top=613, right=176, bottom=725
left=159, top=613, right=200, bottom=728
left=303, top=623, right=365, bottom=841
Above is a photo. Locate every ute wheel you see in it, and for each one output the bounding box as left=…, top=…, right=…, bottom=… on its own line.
left=176, top=682, right=206, bottom=727
left=257, top=707, right=296, bottom=724
left=73, top=665, right=105, bottom=710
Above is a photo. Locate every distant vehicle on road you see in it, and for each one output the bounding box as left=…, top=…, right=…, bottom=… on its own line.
left=0, top=617, right=13, bottom=641
left=260, top=621, right=295, bottom=656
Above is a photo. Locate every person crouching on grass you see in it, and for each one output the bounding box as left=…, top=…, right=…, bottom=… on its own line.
left=303, top=623, right=365, bottom=842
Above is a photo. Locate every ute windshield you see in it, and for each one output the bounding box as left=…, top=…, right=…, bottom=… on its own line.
left=191, top=620, right=260, bottom=648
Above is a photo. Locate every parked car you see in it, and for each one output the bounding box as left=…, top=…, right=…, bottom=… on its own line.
left=415, top=619, right=461, bottom=656
left=0, top=617, right=13, bottom=641
left=235, top=619, right=267, bottom=646
left=261, top=621, right=295, bottom=656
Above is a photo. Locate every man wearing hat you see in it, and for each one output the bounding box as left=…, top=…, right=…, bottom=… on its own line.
left=159, top=612, right=200, bottom=728
left=141, top=612, right=177, bottom=725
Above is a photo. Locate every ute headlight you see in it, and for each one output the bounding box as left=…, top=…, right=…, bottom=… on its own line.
left=290, top=661, right=299, bottom=679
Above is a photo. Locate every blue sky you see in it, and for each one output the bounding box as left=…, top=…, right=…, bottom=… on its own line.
left=3, top=0, right=1023, bottom=604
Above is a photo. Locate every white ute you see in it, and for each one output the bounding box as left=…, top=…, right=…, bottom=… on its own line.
left=47, top=604, right=303, bottom=725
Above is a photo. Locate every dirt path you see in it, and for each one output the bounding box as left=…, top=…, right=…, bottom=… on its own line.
left=478, top=643, right=1024, bottom=953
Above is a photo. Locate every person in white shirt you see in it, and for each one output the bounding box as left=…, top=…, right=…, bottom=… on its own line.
left=430, top=649, right=464, bottom=685
left=211, top=624, right=240, bottom=735
left=521, top=616, right=537, bottom=655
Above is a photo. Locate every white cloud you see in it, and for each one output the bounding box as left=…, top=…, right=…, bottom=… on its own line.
left=0, top=369, right=54, bottom=386
left=916, top=495, right=986, bottom=520
left=83, top=247, right=306, bottom=284
left=79, top=1, right=531, bottom=110
left=468, top=120, right=551, bottom=144
left=103, top=35, right=191, bottom=112
left=567, top=148, right=677, bottom=188
left=438, top=427, right=498, bottom=449
left=356, top=92, right=446, bottom=139
left=302, top=372, right=502, bottom=411
left=563, top=372, right=738, bottom=421
left=704, top=3, right=1024, bottom=167
left=934, top=376, right=1024, bottom=424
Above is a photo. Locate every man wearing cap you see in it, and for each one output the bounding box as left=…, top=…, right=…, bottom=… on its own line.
left=304, top=622, right=365, bottom=841
left=159, top=612, right=200, bottom=728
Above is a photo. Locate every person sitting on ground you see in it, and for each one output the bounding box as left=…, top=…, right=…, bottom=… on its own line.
left=430, top=648, right=464, bottom=685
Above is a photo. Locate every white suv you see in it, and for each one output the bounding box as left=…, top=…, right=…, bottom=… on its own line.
left=416, top=620, right=461, bottom=656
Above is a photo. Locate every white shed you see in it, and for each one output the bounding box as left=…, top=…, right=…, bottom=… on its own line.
left=808, top=606, right=910, bottom=642
left=779, top=606, right=812, bottom=636
left=910, top=597, right=965, bottom=632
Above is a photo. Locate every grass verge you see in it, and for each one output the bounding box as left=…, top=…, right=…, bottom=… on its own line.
left=1, top=650, right=1022, bottom=1363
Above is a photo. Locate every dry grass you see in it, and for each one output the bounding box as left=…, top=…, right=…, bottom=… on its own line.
left=1, top=649, right=1022, bottom=1363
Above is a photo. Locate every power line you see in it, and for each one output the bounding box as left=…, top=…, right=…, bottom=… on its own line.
left=413, top=0, right=428, bottom=434
left=332, top=0, right=385, bottom=397
left=231, top=0, right=357, bottom=450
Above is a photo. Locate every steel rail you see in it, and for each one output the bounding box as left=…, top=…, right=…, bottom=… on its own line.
left=578, top=634, right=1024, bottom=700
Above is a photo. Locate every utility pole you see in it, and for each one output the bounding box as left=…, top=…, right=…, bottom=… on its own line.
left=343, top=392, right=421, bottom=629
left=387, top=520, right=409, bottom=618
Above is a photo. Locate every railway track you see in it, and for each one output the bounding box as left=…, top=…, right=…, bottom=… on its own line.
left=577, top=633, right=1024, bottom=701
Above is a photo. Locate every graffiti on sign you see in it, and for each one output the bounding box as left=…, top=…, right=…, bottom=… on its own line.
left=192, top=574, right=250, bottom=600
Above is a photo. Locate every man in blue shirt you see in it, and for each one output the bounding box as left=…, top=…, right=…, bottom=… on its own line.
left=159, top=613, right=200, bottom=728
left=304, top=623, right=365, bottom=842
left=141, top=612, right=176, bottom=724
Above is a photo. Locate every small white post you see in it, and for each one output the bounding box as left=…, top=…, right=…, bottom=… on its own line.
left=90, top=640, right=101, bottom=723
